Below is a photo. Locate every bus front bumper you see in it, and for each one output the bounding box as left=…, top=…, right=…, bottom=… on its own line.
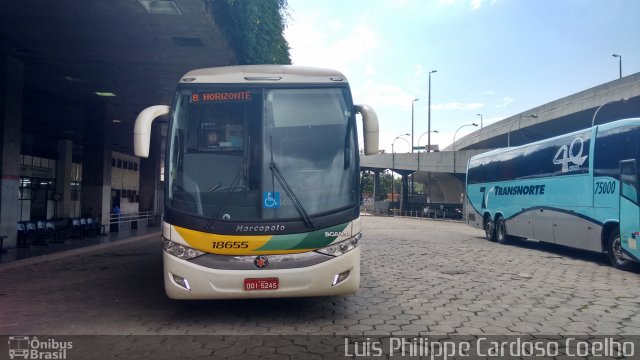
left=163, top=247, right=360, bottom=299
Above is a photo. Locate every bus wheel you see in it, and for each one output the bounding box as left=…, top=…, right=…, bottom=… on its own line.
left=484, top=216, right=496, bottom=242
left=495, top=216, right=509, bottom=244
left=607, top=229, right=633, bottom=271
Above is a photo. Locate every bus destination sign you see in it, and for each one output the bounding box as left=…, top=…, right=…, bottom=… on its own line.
left=191, top=91, right=252, bottom=103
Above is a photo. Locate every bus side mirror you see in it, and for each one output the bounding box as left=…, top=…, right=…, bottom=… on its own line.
left=355, top=104, right=379, bottom=155
left=134, top=105, right=170, bottom=158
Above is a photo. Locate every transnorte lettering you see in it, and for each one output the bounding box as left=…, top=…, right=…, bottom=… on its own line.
left=494, top=185, right=545, bottom=196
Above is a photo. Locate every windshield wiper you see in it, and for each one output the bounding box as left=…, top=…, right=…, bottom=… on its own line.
left=269, top=137, right=315, bottom=229
left=269, top=162, right=315, bottom=229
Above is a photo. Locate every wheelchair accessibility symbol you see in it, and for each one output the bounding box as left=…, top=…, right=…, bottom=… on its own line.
left=263, top=192, right=280, bottom=209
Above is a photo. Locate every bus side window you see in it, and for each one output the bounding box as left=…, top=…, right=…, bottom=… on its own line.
left=620, top=160, right=638, bottom=204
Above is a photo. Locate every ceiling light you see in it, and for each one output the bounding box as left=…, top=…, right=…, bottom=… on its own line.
left=112, top=119, right=122, bottom=123
left=138, top=0, right=181, bottom=14
left=95, top=92, right=116, bottom=97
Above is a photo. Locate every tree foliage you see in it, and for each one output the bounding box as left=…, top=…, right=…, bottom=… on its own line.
left=209, top=0, right=292, bottom=65
left=360, top=170, right=398, bottom=201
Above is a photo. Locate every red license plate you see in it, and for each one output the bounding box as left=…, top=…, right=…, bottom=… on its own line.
left=244, top=278, right=279, bottom=291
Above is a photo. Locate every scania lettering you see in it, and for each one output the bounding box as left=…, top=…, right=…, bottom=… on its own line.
left=325, top=231, right=350, bottom=237
left=466, top=118, right=640, bottom=270
left=134, top=65, right=379, bottom=298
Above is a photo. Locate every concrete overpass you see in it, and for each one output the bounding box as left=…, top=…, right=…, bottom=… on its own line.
left=362, top=149, right=486, bottom=174
left=361, top=72, right=640, bottom=211
left=361, top=150, right=487, bottom=211
left=453, top=72, right=640, bottom=151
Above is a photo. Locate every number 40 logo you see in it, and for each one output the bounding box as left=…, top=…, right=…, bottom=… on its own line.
left=553, top=137, right=588, bottom=173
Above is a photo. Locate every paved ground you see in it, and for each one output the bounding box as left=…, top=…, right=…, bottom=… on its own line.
left=1, top=216, right=639, bottom=358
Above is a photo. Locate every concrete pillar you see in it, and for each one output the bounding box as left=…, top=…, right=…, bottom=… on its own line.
left=400, top=173, right=409, bottom=214
left=0, top=56, right=23, bottom=248
left=373, top=170, right=382, bottom=201
left=370, top=169, right=382, bottom=215
left=55, top=139, right=73, bottom=219
left=81, top=100, right=112, bottom=228
left=139, top=122, right=161, bottom=215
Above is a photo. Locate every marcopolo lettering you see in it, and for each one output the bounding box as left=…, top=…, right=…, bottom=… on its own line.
left=235, top=224, right=285, bottom=233
left=495, top=184, right=545, bottom=196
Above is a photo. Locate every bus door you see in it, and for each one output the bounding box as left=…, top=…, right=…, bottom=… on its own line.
left=619, top=160, right=640, bottom=260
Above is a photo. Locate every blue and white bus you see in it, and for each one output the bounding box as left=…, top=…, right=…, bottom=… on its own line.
left=466, top=118, right=640, bottom=270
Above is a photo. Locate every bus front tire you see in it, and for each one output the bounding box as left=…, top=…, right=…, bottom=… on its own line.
left=484, top=216, right=496, bottom=242
left=495, top=216, right=510, bottom=244
left=607, top=229, right=633, bottom=271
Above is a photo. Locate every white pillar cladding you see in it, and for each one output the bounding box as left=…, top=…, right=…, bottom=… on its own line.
left=81, top=100, right=113, bottom=230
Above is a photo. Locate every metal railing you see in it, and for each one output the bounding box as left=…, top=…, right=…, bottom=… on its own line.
left=109, top=211, right=158, bottom=227
left=361, top=206, right=464, bottom=221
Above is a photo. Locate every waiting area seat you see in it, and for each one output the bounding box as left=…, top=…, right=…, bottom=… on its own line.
left=79, top=218, right=91, bottom=237
left=85, top=217, right=106, bottom=236
left=14, top=217, right=107, bottom=249
left=24, top=221, right=37, bottom=245
left=35, top=221, right=49, bottom=245
left=68, top=218, right=82, bottom=239
left=46, top=221, right=63, bottom=241
left=93, top=217, right=108, bottom=235
left=17, top=222, right=27, bottom=248
left=11, top=213, right=162, bottom=250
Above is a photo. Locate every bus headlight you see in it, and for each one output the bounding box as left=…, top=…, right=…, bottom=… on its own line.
left=315, top=233, right=361, bottom=257
left=163, top=238, right=205, bottom=260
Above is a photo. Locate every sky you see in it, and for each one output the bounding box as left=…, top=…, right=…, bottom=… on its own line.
left=283, top=0, right=640, bottom=153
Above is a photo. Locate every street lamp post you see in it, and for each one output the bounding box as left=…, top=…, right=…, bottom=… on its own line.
left=452, top=123, right=478, bottom=173
left=476, top=113, right=483, bottom=129
left=391, top=134, right=410, bottom=213
left=427, top=70, right=437, bottom=153
left=417, top=130, right=439, bottom=153
left=426, top=69, right=437, bottom=211
left=592, top=98, right=628, bottom=127
left=453, top=123, right=479, bottom=151
left=613, top=54, right=622, bottom=79
left=411, top=98, right=419, bottom=153
left=507, top=114, right=538, bottom=147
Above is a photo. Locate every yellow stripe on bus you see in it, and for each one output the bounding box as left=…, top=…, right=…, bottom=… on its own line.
left=173, top=226, right=313, bottom=255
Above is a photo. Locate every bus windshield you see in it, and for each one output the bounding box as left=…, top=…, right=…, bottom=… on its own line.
left=167, top=86, right=358, bottom=222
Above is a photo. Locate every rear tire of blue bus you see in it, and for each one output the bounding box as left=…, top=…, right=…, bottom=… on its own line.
left=484, top=215, right=496, bottom=242
left=495, top=216, right=510, bottom=245
left=607, top=228, right=634, bottom=271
